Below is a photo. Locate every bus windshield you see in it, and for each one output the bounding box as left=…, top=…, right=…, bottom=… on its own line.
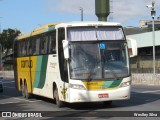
left=69, top=41, right=129, bottom=80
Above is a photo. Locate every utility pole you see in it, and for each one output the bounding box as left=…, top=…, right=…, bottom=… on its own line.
left=152, top=1, right=156, bottom=75
left=146, top=1, right=156, bottom=75
left=79, top=7, right=83, bottom=21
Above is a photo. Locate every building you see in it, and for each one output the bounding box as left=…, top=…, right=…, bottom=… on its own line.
left=139, top=20, right=151, bottom=28
left=127, top=30, right=160, bottom=73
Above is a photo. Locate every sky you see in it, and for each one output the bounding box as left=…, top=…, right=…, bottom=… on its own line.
left=0, top=0, right=160, bottom=34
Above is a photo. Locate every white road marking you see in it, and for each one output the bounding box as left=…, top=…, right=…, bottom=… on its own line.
left=132, top=90, right=160, bottom=94
left=141, top=90, right=160, bottom=94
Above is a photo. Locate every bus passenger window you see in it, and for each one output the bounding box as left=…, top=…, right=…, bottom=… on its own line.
left=48, top=31, right=56, bottom=54
left=20, top=41, right=26, bottom=57
left=40, top=36, right=48, bottom=55
left=23, top=42, right=26, bottom=56
left=26, top=40, right=30, bottom=56
left=36, top=38, right=40, bottom=55
left=29, top=41, right=32, bottom=55
left=32, top=40, right=36, bottom=55
left=29, top=39, right=36, bottom=55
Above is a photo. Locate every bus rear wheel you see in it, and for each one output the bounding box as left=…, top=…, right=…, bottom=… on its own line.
left=54, top=87, right=64, bottom=108
left=22, top=84, right=32, bottom=99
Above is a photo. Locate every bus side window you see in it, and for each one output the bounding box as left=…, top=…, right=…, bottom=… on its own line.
left=36, top=37, right=40, bottom=55
left=48, top=31, right=56, bottom=54
left=20, top=41, right=26, bottom=57
left=40, top=34, right=48, bottom=55
left=32, top=39, right=36, bottom=55
left=29, top=40, right=32, bottom=55
left=23, top=40, right=28, bottom=56
left=22, top=41, right=25, bottom=56
left=26, top=40, right=30, bottom=56
left=29, top=39, right=35, bottom=55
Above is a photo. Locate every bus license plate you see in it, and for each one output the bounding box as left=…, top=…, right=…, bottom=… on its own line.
left=98, top=93, right=109, bottom=98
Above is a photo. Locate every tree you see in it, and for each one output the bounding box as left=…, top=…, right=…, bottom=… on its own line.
left=0, top=28, right=21, bottom=54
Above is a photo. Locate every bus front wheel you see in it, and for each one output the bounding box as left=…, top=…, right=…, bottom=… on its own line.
left=54, top=87, right=64, bottom=108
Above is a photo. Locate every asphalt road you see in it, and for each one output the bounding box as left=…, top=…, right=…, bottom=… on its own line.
left=0, top=78, right=160, bottom=120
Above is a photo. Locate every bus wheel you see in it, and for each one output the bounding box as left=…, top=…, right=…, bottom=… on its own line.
left=22, top=85, right=26, bottom=98
left=54, top=87, right=64, bottom=108
left=22, top=84, right=32, bottom=99
left=103, top=101, right=112, bottom=106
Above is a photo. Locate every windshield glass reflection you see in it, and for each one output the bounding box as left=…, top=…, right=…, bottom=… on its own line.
left=69, top=41, right=129, bottom=80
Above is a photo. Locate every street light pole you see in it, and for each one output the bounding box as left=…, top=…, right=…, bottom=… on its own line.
left=151, top=1, right=156, bottom=75
left=79, top=7, right=83, bottom=21
left=147, top=1, right=156, bottom=75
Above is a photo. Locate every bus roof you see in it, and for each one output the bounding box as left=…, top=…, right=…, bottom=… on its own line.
left=55, top=21, right=121, bottom=28
left=17, top=21, right=122, bottom=40
left=17, top=23, right=59, bottom=40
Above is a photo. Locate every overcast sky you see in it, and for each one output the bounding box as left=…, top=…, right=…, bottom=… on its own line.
left=0, top=0, right=160, bottom=33
left=46, top=0, right=160, bottom=23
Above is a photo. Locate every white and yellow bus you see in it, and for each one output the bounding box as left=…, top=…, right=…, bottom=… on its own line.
left=14, top=22, right=132, bottom=107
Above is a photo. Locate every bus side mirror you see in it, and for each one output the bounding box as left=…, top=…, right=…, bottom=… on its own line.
left=62, top=40, right=69, bottom=59
left=127, top=37, right=137, bottom=58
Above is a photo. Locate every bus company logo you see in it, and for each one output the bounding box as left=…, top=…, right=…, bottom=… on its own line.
left=21, top=60, right=33, bottom=68
left=61, top=88, right=67, bottom=99
left=2, top=112, right=11, bottom=117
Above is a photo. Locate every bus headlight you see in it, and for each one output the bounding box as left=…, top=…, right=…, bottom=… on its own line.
left=70, top=84, right=86, bottom=90
left=120, top=81, right=131, bottom=88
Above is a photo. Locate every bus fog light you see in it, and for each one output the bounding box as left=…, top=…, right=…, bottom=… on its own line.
left=70, top=84, right=86, bottom=90
left=120, top=81, right=131, bottom=88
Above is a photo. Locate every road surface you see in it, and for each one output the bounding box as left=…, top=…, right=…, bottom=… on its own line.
left=0, top=78, right=160, bottom=120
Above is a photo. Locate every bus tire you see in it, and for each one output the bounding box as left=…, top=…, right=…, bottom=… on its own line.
left=54, top=87, right=64, bottom=108
left=22, top=84, right=32, bottom=99
left=22, top=84, right=26, bottom=98
left=103, top=101, right=112, bottom=106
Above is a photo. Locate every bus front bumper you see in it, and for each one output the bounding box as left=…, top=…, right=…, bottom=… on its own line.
left=69, top=86, right=131, bottom=103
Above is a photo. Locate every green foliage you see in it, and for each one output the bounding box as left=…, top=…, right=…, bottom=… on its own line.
left=0, top=28, right=21, bottom=52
